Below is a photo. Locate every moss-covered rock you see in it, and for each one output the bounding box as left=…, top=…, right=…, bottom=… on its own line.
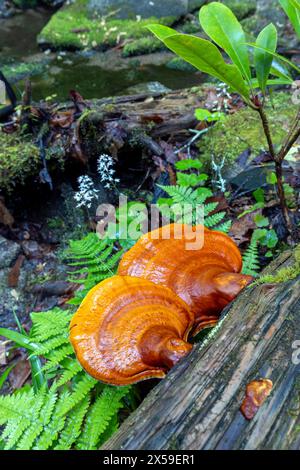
left=38, top=0, right=176, bottom=50
left=198, top=92, right=298, bottom=171
left=122, top=36, right=164, bottom=57
left=0, top=130, right=40, bottom=193
left=241, top=0, right=299, bottom=48
left=1, top=60, right=47, bottom=84
left=221, top=0, right=256, bottom=20
left=166, top=56, right=197, bottom=72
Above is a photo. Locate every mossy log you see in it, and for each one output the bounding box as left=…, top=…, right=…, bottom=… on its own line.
left=103, top=249, right=300, bottom=450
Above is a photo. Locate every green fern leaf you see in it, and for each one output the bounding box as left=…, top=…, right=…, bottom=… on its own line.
left=59, top=373, right=98, bottom=416
left=77, top=386, right=131, bottom=450
left=242, top=239, right=260, bottom=276
left=55, top=395, right=90, bottom=450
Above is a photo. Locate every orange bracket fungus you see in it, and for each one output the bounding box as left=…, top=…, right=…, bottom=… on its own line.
left=118, top=223, right=253, bottom=334
left=70, top=275, right=194, bottom=385
left=240, top=379, right=273, bottom=420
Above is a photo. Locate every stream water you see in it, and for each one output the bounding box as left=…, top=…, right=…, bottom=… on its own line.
left=0, top=8, right=202, bottom=101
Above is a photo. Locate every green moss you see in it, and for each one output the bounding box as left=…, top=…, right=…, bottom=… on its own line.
left=198, top=92, right=298, bottom=170
left=0, top=131, right=40, bottom=193
left=122, top=36, right=164, bottom=57
left=166, top=56, right=197, bottom=72
left=255, top=246, right=300, bottom=285
left=222, top=0, right=256, bottom=20
left=38, top=0, right=176, bottom=50
left=1, top=61, right=46, bottom=84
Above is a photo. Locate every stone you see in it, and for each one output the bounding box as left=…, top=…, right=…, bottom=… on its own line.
left=87, top=0, right=188, bottom=19
left=0, top=236, right=21, bottom=269
left=21, top=240, right=43, bottom=259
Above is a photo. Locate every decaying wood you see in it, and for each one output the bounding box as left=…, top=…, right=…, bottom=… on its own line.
left=103, top=249, right=300, bottom=450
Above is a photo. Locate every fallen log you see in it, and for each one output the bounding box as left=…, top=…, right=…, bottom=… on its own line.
left=103, top=248, right=300, bottom=450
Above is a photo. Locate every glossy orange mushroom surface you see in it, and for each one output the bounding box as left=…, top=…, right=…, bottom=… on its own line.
left=118, top=224, right=252, bottom=333
left=70, top=275, right=194, bottom=385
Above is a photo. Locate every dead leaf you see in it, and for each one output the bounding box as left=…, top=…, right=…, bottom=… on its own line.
left=50, top=110, right=75, bottom=128
left=8, top=254, right=25, bottom=288
left=9, top=358, right=31, bottom=390
left=0, top=198, right=14, bottom=227
left=240, top=378, right=273, bottom=420
left=229, top=211, right=258, bottom=246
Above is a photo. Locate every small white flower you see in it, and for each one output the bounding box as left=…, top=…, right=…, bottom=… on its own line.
left=74, top=175, right=99, bottom=209
left=97, top=154, right=119, bottom=189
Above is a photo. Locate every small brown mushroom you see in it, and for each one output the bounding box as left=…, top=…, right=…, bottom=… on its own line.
left=70, top=275, right=194, bottom=385
left=240, top=378, right=273, bottom=420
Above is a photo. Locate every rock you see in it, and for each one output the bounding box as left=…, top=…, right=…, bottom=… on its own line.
left=241, top=0, right=300, bottom=49
left=188, top=0, right=206, bottom=12
left=38, top=0, right=176, bottom=50
left=123, top=81, right=171, bottom=95
left=21, top=240, right=43, bottom=259
left=198, top=92, right=299, bottom=173
left=0, top=236, right=21, bottom=269
left=87, top=0, right=188, bottom=19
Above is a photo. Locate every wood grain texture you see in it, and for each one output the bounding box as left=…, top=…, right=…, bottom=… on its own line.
left=103, top=249, right=300, bottom=450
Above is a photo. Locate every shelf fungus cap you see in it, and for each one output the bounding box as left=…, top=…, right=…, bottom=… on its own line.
left=70, top=275, right=194, bottom=385
left=118, top=224, right=253, bottom=333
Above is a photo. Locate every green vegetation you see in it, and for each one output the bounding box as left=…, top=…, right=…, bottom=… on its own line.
left=122, top=36, right=164, bottom=57
left=255, top=245, right=300, bottom=285
left=0, top=131, right=40, bottom=192
left=65, top=233, right=123, bottom=306
left=0, top=308, right=132, bottom=450
left=38, top=0, right=176, bottom=50
left=0, top=233, right=137, bottom=450
left=198, top=93, right=298, bottom=170
left=157, top=158, right=231, bottom=232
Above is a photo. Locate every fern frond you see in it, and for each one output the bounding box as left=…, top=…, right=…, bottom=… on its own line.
left=214, top=220, right=232, bottom=233
left=59, top=373, right=98, bottom=416
left=55, top=395, right=90, bottom=450
left=77, top=386, right=131, bottom=450
left=30, top=309, right=72, bottom=342
left=204, top=211, right=226, bottom=228
left=242, top=239, right=260, bottom=276
left=53, top=361, right=82, bottom=389
left=65, top=233, right=122, bottom=305
left=34, top=390, right=70, bottom=450
left=42, top=344, right=74, bottom=371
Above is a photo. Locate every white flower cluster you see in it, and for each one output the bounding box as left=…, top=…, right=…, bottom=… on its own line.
left=97, top=154, right=120, bottom=189
left=74, top=175, right=99, bottom=209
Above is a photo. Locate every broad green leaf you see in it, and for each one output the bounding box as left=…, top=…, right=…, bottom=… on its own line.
left=199, top=2, right=251, bottom=81
left=163, top=34, right=250, bottom=100
left=251, top=77, right=293, bottom=88
left=254, top=24, right=277, bottom=93
left=0, top=328, right=38, bottom=352
left=195, top=108, right=225, bottom=122
left=254, top=214, right=269, bottom=228
left=175, top=159, right=202, bottom=170
left=279, top=0, right=300, bottom=38
left=247, top=43, right=300, bottom=73
left=271, top=60, right=292, bottom=81
left=290, top=0, right=300, bottom=9
left=147, top=24, right=179, bottom=41
left=253, top=188, right=265, bottom=203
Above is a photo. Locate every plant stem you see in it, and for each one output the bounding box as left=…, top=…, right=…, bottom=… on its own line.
left=256, top=104, right=298, bottom=241
left=257, top=105, right=276, bottom=160
left=274, top=160, right=294, bottom=236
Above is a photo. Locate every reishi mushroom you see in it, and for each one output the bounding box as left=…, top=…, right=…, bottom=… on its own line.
left=118, top=223, right=253, bottom=333
left=70, top=275, right=194, bottom=385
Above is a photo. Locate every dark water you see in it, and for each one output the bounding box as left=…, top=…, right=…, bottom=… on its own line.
left=0, top=8, right=202, bottom=101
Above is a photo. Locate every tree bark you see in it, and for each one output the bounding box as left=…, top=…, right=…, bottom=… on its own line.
left=103, top=249, right=300, bottom=450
